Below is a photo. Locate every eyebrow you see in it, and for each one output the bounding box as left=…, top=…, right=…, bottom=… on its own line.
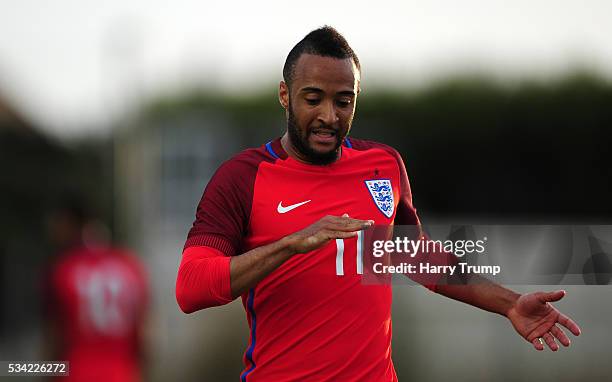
left=300, top=87, right=356, bottom=96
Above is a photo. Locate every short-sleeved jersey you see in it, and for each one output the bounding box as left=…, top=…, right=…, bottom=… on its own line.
left=185, top=137, right=421, bottom=382
left=47, top=245, right=148, bottom=382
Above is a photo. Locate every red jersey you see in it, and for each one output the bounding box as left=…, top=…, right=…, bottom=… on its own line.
left=184, top=137, right=425, bottom=381
left=47, top=245, right=148, bottom=382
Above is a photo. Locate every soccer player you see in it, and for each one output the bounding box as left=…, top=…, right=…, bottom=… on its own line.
left=175, top=26, right=581, bottom=381
left=45, top=196, right=149, bottom=382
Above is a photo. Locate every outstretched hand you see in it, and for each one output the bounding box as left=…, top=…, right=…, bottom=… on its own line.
left=506, top=290, right=581, bottom=351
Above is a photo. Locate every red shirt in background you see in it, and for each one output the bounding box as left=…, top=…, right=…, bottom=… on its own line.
left=47, top=245, right=148, bottom=382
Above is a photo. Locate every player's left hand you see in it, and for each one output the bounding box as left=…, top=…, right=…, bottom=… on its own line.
left=506, top=290, right=581, bottom=351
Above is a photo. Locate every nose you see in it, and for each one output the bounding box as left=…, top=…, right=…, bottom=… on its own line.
left=318, top=100, right=339, bottom=126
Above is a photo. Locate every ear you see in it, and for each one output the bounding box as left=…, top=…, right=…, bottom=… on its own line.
left=279, top=81, right=289, bottom=110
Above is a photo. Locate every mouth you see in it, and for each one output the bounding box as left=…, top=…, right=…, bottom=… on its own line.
left=309, top=128, right=338, bottom=146
left=311, top=128, right=337, bottom=138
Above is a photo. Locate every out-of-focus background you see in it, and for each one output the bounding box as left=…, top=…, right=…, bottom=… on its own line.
left=1, top=1, right=611, bottom=381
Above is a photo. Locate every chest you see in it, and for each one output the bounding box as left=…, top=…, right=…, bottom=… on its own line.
left=245, top=159, right=400, bottom=249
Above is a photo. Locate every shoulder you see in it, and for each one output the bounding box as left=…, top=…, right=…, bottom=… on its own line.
left=347, top=137, right=404, bottom=163
left=210, top=145, right=275, bottom=184
left=50, top=247, right=86, bottom=271
left=194, top=144, right=276, bottom=222
left=47, top=247, right=89, bottom=287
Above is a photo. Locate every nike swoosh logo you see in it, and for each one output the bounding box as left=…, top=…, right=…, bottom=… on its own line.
left=277, top=200, right=311, bottom=214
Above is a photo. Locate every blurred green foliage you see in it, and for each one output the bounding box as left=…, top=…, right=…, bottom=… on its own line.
left=142, top=71, right=612, bottom=220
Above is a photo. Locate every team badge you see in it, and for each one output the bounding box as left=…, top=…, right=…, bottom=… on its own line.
left=364, top=179, right=394, bottom=218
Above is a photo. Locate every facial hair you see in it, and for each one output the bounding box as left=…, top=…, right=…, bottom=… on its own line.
left=287, top=101, right=345, bottom=165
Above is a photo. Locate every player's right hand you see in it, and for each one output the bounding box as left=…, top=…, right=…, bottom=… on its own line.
left=285, top=214, right=374, bottom=255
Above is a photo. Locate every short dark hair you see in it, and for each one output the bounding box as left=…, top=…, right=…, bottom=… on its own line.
left=283, top=26, right=360, bottom=88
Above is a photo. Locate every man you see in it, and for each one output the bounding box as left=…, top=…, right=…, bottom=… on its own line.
left=176, top=26, right=581, bottom=381
left=45, top=195, right=149, bottom=382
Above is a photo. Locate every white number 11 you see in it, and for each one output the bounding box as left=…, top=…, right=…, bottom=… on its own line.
left=335, top=230, right=364, bottom=276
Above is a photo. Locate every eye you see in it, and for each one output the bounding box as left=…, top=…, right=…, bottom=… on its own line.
left=305, top=98, right=320, bottom=106
left=336, top=99, right=352, bottom=108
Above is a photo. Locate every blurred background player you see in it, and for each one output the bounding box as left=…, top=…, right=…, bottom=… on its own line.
left=44, top=194, right=149, bottom=382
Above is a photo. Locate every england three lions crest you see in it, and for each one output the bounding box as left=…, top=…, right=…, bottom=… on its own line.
left=365, top=179, right=394, bottom=218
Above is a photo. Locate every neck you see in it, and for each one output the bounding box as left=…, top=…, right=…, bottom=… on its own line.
left=280, top=132, right=341, bottom=165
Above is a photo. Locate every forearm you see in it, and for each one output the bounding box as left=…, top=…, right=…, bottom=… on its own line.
left=178, top=215, right=368, bottom=313
left=230, top=236, right=297, bottom=297
left=229, top=215, right=367, bottom=296
left=435, top=275, right=520, bottom=317
left=176, top=237, right=298, bottom=313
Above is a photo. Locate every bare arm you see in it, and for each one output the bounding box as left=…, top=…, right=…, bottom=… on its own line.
left=230, top=214, right=373, bottom=297
left=435, top=275, right=581, bottom=351
left=435, top=276, right=520, bottom=317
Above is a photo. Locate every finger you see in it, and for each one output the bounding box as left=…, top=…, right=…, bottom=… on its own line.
left=333, top=222, right=372, bottom=232
left=329, top=217, right=373, bottom=231
left=550, top=325, right=571, bottom=347
left=338, top=216, right=374, bottom=227
left=331, top=230, right=359, bottom=239
left=543, top=332, right=559, bottom=351
left=558, top=313, right=581, bottom=336
left=540, top=290, right=565, bottom=303
left=334, top=214, right=371, bottom=223
left=531, top=338, right=544, bottom=351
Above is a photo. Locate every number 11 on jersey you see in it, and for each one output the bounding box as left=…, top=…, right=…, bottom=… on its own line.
left=335, top=230, right=364, bottom=276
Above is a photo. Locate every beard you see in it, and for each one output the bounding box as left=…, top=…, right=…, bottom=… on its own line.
left=287, top=102, right=346, bottom=165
